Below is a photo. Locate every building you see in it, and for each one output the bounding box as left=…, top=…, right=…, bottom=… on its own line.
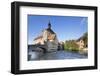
left=76, top=39, right=84, bottom=50
left=76, top=37, right=88, bottom=54
left=34, top=21, right=59, bottom=52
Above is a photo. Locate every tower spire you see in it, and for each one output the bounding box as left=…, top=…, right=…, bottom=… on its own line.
left=48, top=21, right=51, bottom=29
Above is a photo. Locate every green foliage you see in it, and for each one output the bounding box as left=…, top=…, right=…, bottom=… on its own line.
left=64, top=40, right=79, bottom=52
left=63, top=32, right=88, bottom=52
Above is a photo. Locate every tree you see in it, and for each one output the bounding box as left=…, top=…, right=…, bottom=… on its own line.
left=64, top=32, right=88, bottom=52
left=64, top=40, right=79, bottom=52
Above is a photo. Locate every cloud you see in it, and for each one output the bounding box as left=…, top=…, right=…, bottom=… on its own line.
left=80, top=18, right=87, bottom=26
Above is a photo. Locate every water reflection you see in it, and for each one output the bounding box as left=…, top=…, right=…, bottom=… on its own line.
left=28, top=50, right=88, bottom=61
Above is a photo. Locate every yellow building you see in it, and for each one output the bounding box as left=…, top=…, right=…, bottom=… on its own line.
left=76, top=39, right=84, bottom=50
left=76, top=38, right=88, bottom=54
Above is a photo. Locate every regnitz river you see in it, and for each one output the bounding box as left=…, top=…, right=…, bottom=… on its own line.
left=28, top=50, right=88, bottom=61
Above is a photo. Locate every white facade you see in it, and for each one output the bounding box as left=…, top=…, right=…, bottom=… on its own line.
left=34, top=22, right=59, bottom=52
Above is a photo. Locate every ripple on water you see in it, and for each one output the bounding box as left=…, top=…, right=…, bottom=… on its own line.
left=28, top=50, right=88, bottom=61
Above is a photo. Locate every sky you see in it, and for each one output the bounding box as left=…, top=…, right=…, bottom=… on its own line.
left=28, top=15, right=88, bottom=44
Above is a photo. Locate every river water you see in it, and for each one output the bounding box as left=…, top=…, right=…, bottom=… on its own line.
left=28, top=50, right=88, bottom=61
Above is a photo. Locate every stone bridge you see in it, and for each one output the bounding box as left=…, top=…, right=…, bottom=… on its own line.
left=28, top=44, right=47, bottom=53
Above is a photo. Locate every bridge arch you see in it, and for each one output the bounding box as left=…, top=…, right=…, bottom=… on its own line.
left=38, top=47, right=47, bottom=53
